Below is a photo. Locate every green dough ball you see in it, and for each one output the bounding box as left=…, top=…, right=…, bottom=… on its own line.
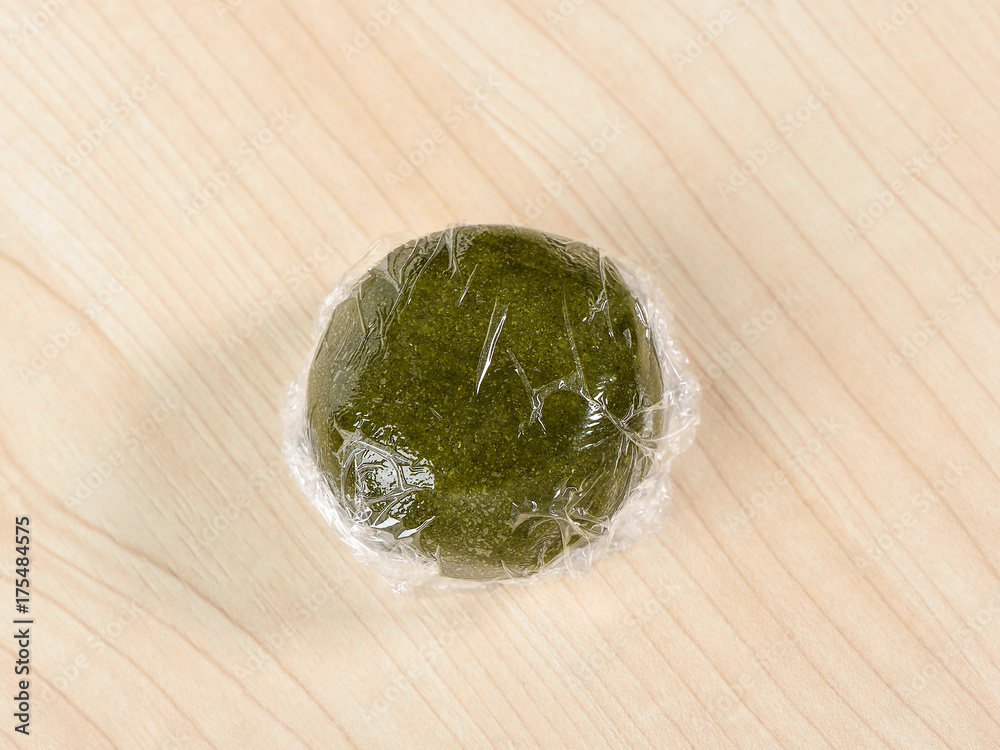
left=306, top=225, right=664, bottom=581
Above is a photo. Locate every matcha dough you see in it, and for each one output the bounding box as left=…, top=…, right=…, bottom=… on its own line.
left=306, top=225, right=664, bottom=581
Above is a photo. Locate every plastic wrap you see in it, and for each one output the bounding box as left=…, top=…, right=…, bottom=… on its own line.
left=282, top=225, right=698, bottom=592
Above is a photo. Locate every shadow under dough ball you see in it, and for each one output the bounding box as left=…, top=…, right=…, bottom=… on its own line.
left=306, top=225, right=665, bottom=581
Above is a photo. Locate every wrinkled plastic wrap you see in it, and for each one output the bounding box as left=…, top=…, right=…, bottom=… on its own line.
left=282, top=225, right=698, bottom=592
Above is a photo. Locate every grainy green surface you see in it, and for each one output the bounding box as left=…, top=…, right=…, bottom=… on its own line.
left=306, top=225, right=664, bottom=580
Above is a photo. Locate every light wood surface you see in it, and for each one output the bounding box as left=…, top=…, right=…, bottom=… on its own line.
left=2, top=0, right=1000, bottom=747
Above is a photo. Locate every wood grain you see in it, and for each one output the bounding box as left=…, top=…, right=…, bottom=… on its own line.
left=2, top=0, right=999, bottom=747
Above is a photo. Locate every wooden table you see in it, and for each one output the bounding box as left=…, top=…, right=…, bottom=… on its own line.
left=3, top=0, right=999, bottom=747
